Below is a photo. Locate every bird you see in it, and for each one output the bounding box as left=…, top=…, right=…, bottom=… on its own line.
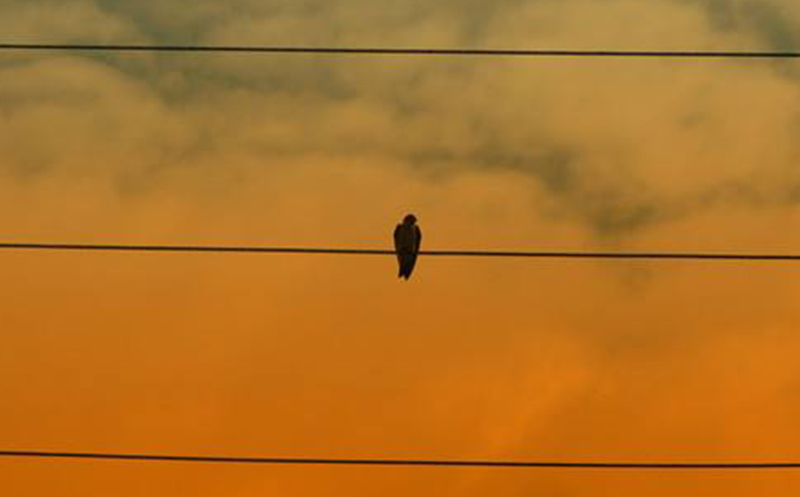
left=394, top=214, right=422, bottom=280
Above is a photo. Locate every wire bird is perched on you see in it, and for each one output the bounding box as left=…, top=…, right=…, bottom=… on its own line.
left=394, top=214, right=422, bottom=280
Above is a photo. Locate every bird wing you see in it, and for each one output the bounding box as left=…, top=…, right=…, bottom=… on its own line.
left=401, top=226, right=421, bottom=278
left=393, top=224, right=402, bottom=249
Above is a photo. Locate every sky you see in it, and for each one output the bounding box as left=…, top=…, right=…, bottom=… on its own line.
left=2, top=0, right=800, bottom=495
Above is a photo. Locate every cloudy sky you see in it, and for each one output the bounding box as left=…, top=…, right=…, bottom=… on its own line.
left=3, top=0, right=800, bottom=495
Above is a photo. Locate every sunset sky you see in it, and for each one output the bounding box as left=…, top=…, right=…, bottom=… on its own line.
left=3, top=0, right=800, bottom=495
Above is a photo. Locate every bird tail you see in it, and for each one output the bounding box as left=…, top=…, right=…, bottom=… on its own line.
left=398, top=263, right=411, bottom=279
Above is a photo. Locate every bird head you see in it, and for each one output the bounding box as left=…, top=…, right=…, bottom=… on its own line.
left=403, top=214, right=417, bottom=225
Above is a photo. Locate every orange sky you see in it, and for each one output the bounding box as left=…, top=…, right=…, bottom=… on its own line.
left=3, top=0, right=800, bottom=495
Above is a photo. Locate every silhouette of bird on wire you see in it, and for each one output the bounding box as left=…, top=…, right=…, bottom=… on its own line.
left=394, top=214, right=422, bottom=280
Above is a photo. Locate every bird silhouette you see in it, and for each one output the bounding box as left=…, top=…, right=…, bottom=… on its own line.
left=394, top=214, right=422, bottom=280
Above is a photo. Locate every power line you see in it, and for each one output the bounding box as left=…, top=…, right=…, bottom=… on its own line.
left=1, top=450, right=799, bottom=470
left=2, top=43, right=800, bottom=59
left=1, top=242, right=800, bottom=261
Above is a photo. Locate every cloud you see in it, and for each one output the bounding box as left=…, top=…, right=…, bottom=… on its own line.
left=692, top=0, right=800, bottom=50
left=3, top=0, right=800, bottom=240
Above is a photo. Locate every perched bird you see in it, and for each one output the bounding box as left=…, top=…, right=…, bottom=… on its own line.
left=394, top=214, right=422, bottom=280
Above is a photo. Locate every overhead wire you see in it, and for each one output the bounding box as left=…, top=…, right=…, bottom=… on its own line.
left=2, top=450, right=800, bottom=470
left=1, top=242, right=800, bottom=261
left=1, top=43, right=800, bottom=59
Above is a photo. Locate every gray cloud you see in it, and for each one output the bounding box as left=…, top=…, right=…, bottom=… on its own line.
left=697, top=0, right=799, bottom=49
left=4, top=0, right=800, bottom=238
